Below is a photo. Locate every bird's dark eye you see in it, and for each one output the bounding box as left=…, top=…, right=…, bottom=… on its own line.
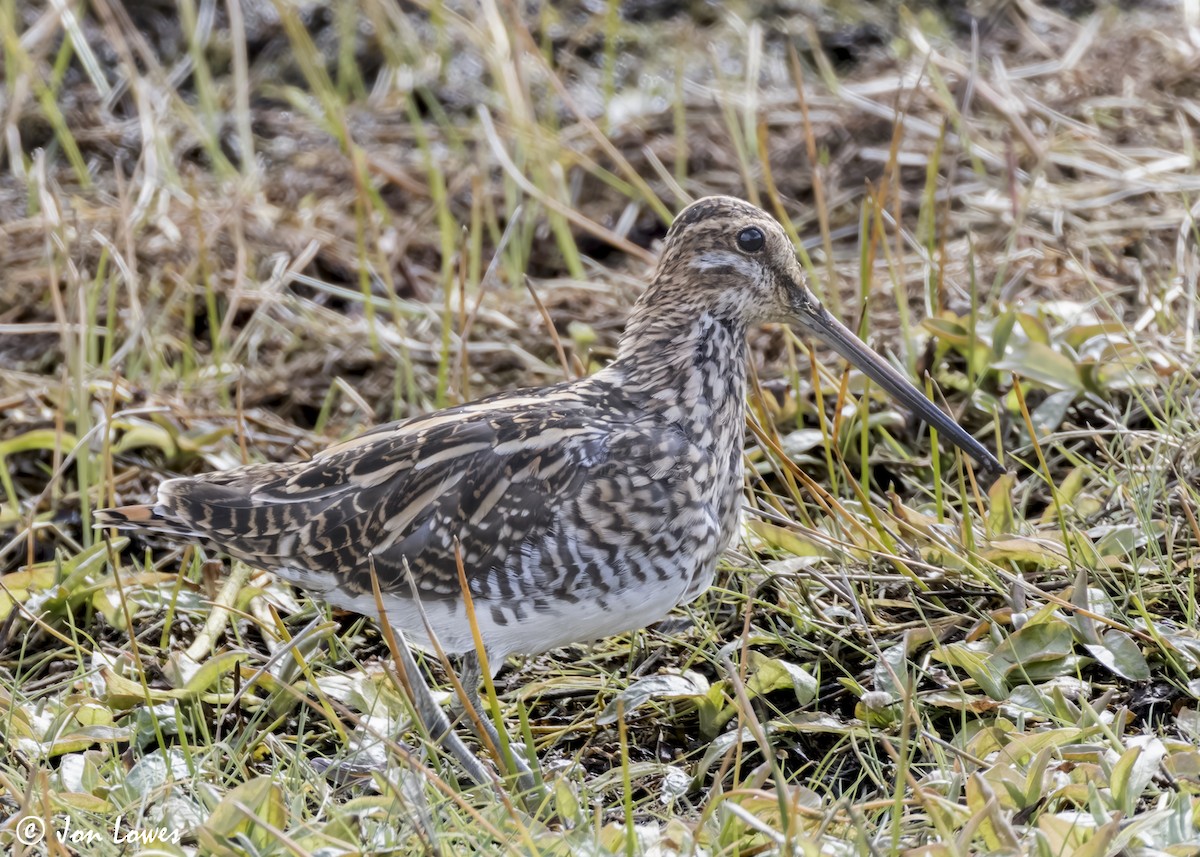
left=736, top=226, right=765, bottom=253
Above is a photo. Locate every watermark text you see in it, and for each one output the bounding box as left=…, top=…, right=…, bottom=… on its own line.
left=12, top=815, right=184, bottom=848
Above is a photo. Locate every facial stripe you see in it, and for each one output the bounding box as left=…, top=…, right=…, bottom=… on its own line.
left=690, top=250, right=761, bottom=278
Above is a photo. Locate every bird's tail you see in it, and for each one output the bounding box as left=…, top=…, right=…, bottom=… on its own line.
left=95, top=463, right=314, bottom=563
left=94, top=498, right=209, bottom=541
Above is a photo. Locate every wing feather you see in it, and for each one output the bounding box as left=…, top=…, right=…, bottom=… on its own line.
left=97, top=378, right=698, bottom=626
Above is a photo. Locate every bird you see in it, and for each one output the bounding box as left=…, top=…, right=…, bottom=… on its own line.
left=96, top=196, right=1001, bottom=785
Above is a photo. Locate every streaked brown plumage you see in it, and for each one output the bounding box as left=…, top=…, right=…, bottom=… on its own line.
left=97, top=196, right=1000, bottom=780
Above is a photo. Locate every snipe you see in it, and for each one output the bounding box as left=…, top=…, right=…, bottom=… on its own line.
left=97, top=196, right=1001, bottom=784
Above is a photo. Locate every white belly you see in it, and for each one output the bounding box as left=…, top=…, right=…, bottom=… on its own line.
left=282, top=562, right=695, bottom=673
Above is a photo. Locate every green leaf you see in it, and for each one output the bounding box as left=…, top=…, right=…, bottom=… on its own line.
left=110, top=748, right=191, bottom=806
left=965, top=773, right=1019, bottom=852
left=1023, top=746, right=1054, bottom=810
left=697, top=682, right=733, bottom=738
left=746, top=654, right=817, bottom=707
left=596, top=672, right=709, bottom=725
left=1085, top=630, right=1150, bottom=682
left=873, top=641, right=914, bottom=699
left=1110, top=740, right=1164, bottom=815
left=991, top=310, right=1016, bottom=358
left=198, top=777, right=286, bottom=857
left=986, top=474, right=1016, bottom=537
left=112, top=421, right=179, bottom=458
left=936, top=643, right=1008, bottom=699
left=994, top=341, right=1081, bottom=391
left=180, top=650, right=249, bottom=696
left=922, top=316, right=971, bottom=347
left=1092, top=524, right=1154, bottom=557
left=554, top=777, right=582, bottom=823
left=1079, top=821, right=1124, bottom=857
left=982, top=537, right=1070, bottom=569
left=0, top=564, right=57, bottom=621
left=990, top=619, right=1076, bottom=680
left=1016, top=312, right=1050, bottom=346
left=747, top=520, right=838, bottom=559
left=1029, top=389, right=1076, bottom=436
left=0, top=428, right=79, bottom=456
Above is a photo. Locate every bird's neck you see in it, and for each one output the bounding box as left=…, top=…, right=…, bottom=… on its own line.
left=610, top=309, right=749, bottom=445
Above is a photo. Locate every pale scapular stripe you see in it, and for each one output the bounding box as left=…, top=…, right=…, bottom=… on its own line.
left=469, top=476, right=513, bottom=526
left=492, top=427, right=592, bottom=455
left=387, top=470, right=466, bottom=535
left=413, top=441, right=492, bottom=471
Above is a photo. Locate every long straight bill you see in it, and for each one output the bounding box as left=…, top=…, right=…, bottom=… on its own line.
left=801, top=306, right=1003, bottom=473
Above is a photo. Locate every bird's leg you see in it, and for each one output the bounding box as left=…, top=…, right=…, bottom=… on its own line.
left=456, top=652, right=538, bottom=797
left=390, top=631, right=495, bottom=786
left=306, top=632, right=494, bottom=789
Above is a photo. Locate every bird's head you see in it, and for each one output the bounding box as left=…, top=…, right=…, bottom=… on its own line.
left=651, top=196, right=811, bottom=327
left=641, top=195, right=1002, bottom=473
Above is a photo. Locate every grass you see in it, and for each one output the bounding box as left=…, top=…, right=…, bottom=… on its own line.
left=3, top=0, right=1200, bottom=854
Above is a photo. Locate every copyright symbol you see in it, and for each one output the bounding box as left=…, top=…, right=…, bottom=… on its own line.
left=14, top=816, right=45, bottom=846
